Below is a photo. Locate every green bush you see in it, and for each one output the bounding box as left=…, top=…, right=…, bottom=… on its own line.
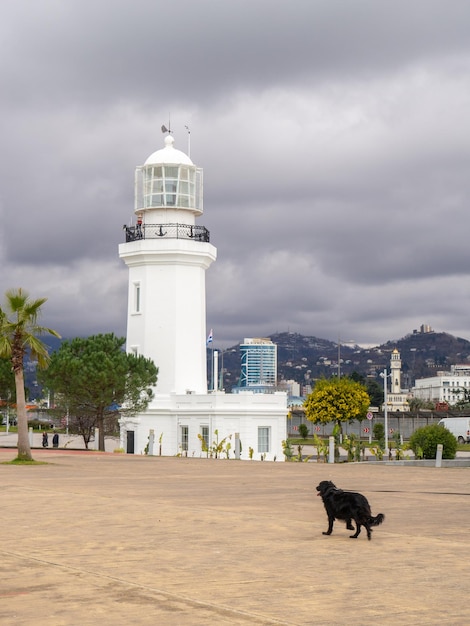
left=409, top=424, right=458, bottom=460
left=28, top=419, right=54, bottom=430
left=373, top=422, right=385, bottom=442
left=298, top=423, right=309, bottom=440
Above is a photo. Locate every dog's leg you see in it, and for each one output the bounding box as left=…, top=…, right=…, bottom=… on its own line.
left=346, top=518, right=354, bottom=531
left=364, top=523, right=372, bottom=540
left=349, top=521, right=361, bottom=539
left=322, top=516, right=334, bottom=535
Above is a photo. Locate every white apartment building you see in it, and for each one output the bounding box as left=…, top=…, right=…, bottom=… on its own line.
left=412, top=365, right=470, bottom=405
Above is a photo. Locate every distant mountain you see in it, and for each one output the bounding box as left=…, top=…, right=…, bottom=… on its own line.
left=26, top=330, right=470, bottom=399
left=216, top=330, right=470, bottom=392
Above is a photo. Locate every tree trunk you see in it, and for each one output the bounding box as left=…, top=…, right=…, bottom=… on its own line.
left=98, top=414, right=105, bottom=451
left=15, top=368, right=33, bottom=461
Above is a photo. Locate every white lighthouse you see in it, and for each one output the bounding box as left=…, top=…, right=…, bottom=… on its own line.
left=119, top=134, right=216, bottom=395
left=119, top=132, right=287, bottom=460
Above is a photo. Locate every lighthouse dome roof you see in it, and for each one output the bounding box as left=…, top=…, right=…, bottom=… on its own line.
left=145, top=135, right=193, bottom=166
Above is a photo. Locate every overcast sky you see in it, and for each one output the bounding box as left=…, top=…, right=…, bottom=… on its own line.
left=1, top=0, right=470, bottom=349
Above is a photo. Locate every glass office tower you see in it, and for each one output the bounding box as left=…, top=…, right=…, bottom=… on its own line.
left=239, top=338, right=277, bottom=388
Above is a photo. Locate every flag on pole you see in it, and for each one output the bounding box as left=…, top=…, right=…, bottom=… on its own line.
left=206, top=329, right=213, bottom=346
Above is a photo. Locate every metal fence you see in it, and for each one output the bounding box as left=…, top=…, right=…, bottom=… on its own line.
left=288, top=413, right=443, bottom=441
left=124, top=222, right=210, bottom=243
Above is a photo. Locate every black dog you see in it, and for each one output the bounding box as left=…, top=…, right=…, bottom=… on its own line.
left=316, top=480, right=384, bottom=540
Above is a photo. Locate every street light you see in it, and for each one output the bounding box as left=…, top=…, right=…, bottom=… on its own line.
left=380, top=368, right=391, bottom=456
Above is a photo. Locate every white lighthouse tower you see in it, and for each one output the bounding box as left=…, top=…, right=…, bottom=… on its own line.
left=119, top=134, right=216, bottom=395
left=118, top=132, right=287, bottom=460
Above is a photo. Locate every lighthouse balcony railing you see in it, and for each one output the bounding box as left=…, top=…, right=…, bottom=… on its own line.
left=123, top=223, right=210, bottom=243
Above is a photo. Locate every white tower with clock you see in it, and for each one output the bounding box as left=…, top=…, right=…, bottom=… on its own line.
left=390, top=348, right=401, bottom=394
left=387, top=348, right=409, bottom=411
left=118, top=132, right=287, bottom=460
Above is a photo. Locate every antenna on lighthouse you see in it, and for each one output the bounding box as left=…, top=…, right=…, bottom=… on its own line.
left=185, top=125, right=191, bottom=158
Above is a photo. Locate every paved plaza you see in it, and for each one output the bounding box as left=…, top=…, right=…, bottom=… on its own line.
left=1, top=447, right=469, bottom=625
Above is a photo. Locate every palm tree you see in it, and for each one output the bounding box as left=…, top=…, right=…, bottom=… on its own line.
left=0, top=288, right=60, bottom=461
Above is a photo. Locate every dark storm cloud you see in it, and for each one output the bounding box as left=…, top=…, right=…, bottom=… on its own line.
left=1, top=0, right=470, bottom=347
left=3, top=1, right=470, bottom=107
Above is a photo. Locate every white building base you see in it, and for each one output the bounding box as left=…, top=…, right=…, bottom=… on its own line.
left=119, top=391, right=287, bottom=462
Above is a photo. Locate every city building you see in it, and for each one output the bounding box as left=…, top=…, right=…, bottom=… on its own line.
left=412, top=364, right=470, bottom=405
left=278, top=379, right=301, bottom=397
left=239, top=338, right=277, bottom=389
left=118, top=133, right=287, bottom=460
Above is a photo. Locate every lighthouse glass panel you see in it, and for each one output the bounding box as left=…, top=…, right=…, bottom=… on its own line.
left=135, top=164, right=202, bottom=211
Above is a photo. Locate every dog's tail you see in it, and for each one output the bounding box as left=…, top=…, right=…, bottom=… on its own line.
left=369, top=513, right=384, bottom=526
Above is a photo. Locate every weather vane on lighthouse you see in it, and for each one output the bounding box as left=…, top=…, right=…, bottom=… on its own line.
left=161, top=114, right=172, bottom=134
left=160, top=117, right=191, bottom=157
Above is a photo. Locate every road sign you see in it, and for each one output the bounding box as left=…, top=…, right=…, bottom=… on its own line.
left=367, top=412, right=373, bottom=420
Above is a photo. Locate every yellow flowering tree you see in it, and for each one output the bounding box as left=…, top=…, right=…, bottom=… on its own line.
left=304, top=377, right=370, bottom=432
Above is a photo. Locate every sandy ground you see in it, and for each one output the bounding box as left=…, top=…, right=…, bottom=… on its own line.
left=0, top=447, right=469, bottom=625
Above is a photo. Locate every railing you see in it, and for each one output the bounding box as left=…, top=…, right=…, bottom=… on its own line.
left=123, top=223, right=210, bottom=243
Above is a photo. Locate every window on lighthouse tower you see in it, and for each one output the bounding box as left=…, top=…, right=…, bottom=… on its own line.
left=133, top=282, right=141, bottom=314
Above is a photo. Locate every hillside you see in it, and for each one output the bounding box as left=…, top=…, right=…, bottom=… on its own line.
left=23, top=330, right=470, bottom=399
left=216, top=330, right=470, bottom=392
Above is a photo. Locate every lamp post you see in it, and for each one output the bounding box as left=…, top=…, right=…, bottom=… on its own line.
left=380, top=368, right=390, bottom=456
